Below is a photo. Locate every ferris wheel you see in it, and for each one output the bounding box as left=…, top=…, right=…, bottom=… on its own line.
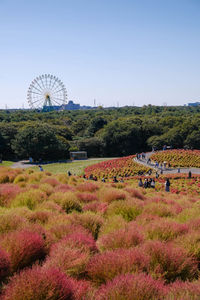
left=27, top=74, right=67, bottom=109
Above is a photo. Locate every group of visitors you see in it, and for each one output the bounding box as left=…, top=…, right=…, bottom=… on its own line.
left=138, top=178, right=155, bottom=189
left=138, top=177, right=171, bottom=192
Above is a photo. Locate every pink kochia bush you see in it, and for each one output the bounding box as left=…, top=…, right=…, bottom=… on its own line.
left=144, top=219, right=189, bottom=241
left=76, top=192, right=98, bottom=203
left=86, top=248, right=149, bottom=284
left=1, top=266, right=74, bottom=300
left=77, top=182, right=99, bottom=192
left=0, top=184, right=21, bottom=207
left=143, top=241, right=198, bottom=283
left=97, top=222, right=144, bottom=251
left=62, top=232, right=98, bottom=253
left=165, top=280, right=200, bottom=300
left=0, top=247, right=10, bottom=282
left=95, top=273, right=166, bottom=300
left=43, top=235, right=91, bottom=277
left=0, top=230, right=46, bottom=273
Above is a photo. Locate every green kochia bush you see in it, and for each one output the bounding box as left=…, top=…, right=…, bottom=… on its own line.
left=11, top=189, right=47, bottom=210
left=49, top=192, right=82, bottom=213
left=106, top=199, right=143, bottom=221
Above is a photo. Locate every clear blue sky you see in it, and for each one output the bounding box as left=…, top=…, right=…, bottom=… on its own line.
left=0, top=0, right=200, bottom=108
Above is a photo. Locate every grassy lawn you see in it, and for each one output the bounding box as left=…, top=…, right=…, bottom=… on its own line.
left=31, top=158, right=113, bottom=175
left=0, top=161, right=14, bottom=167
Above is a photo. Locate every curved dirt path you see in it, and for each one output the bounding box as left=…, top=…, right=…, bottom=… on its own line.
left=135, top=152, right=200, bottom=175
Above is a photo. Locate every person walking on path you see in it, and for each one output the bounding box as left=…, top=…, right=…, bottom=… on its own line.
left=138, top=178, right=143, bottom=187
left=165, top=178, right=170, bottom=192
left=38, top=165, right=43, bottom=172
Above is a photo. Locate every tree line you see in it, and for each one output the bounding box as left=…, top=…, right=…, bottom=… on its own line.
left=1, top=105, right=200, bottom=161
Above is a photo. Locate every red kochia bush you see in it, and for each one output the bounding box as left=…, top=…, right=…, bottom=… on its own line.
left=143, top=241, right=198, bottom=283
left=86, top=248, right=149, bottom=284
left=77, top=192, right=98, bottom=203
left=125, top=187, right=145, bottom=200
left=2, top=266, right=74, bottom=300
left=63, top=232, right=98, bottom=253
left=83, top=202, right=108, bottom=214
left=0, top=247, right=10, bottom=282
left=95, top=273, right=166, bottom=300
left=97, top=223, right=144, bottom=251
left=0, top=230, right=46, bottom=273
left=0, top=184, right=21, bottom=207
left=77, top=182, right=99, bottom=192
left=165, top=280, right=200, bottom=300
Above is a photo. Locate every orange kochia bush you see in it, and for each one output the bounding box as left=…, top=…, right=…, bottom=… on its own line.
left=151, top=149, right=200, bottom=168
left=84, top=155, right=151, bottom=179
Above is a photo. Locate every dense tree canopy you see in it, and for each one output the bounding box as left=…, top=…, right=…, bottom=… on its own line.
left=1, top=105, right=200, bottom=160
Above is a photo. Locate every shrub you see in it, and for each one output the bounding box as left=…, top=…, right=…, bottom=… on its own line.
left=144, top=219, right=189, bottom=241
left=38, top=183, right=54, bottom=196
left=27, top=210, right=54, bottom=225
left=143, top=202, right=174, bottom=217
left=77, top=182, right=99, bottom=192
left=62, top=232, right=97, bottom=253
left=70, top=278, right=94, bottom=300
left=0, top=184, right=21, bottom=207
left=36, top=201, right=63, bottom=213
left=99, top=188, right=126, bottom=203
left=165, top=280, right=200, bottom=300
left=95, top=273, right=166, bottom=300
left=98, top=215, right=127, bottom=237
left=43, top=239, right=91, bottom=278
left=0, top=230, right=46, bottom=273
left=0, top=174, right=9, bottom=184
left=48, top=223, right=90, bottom=243
left=41, top=177, right=59, bottom=187
left=2, top=266, right=74, bottom=300
left=77, top=192, right=98, bottom=203
left=86, top=248, right=150, bottom=284
left=83, top=202, right=108, bottom=214
left=106, top=199, right=143, bottom=221
left=49, top=192, right=82, bottom=213
left=13, top=174, right=28, bottom=184
left=143, top=241, right=198, bottom=283
left=125, top=187, right=145, bottom=200
left=69, top=212, right=104, bottom=239
left=175, top=230, right=200, bottom=261
left=0, top=247, right=10, bottom=282
left=97, top=222, right=144, bottom=251
left=0, top=213, right=28, bottom=235
left=11, top=189, right=47, bottom=210
left=54, top=184, right=74, bottom=193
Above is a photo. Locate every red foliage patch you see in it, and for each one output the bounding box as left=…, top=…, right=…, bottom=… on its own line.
left=0, top=230, right=46, bottom=273
left=95, top=273, right=166, bottom=300
left=2, top=266, right=74, bottom=300
left=0, top=247, right=10, bottom=282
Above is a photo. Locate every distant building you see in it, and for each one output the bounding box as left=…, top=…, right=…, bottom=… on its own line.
left=42, top=100, right=94, bottom=112
left=70, top=151, right=87, bottom=160
left=188, top=102, right=200, bottom=107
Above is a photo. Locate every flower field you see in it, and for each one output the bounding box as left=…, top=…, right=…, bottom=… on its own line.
left=1, top=166, right=200, bottom=299
left=151, top=149, right=200, bottom=168
left=84, top=155, right=151, bottom=179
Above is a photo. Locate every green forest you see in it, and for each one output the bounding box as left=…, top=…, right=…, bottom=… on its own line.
left=1, top=105, right=200, bottom=161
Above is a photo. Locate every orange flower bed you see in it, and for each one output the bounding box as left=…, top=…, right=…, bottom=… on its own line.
left=84, top=156, right=151, bottom=179
left=151, top=149, right=200, bottom=168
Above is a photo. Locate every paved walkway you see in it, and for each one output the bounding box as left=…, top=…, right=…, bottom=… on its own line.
left=135, top=152, right=200, bottom=175
left=11, top=161, right=35, bottom=169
